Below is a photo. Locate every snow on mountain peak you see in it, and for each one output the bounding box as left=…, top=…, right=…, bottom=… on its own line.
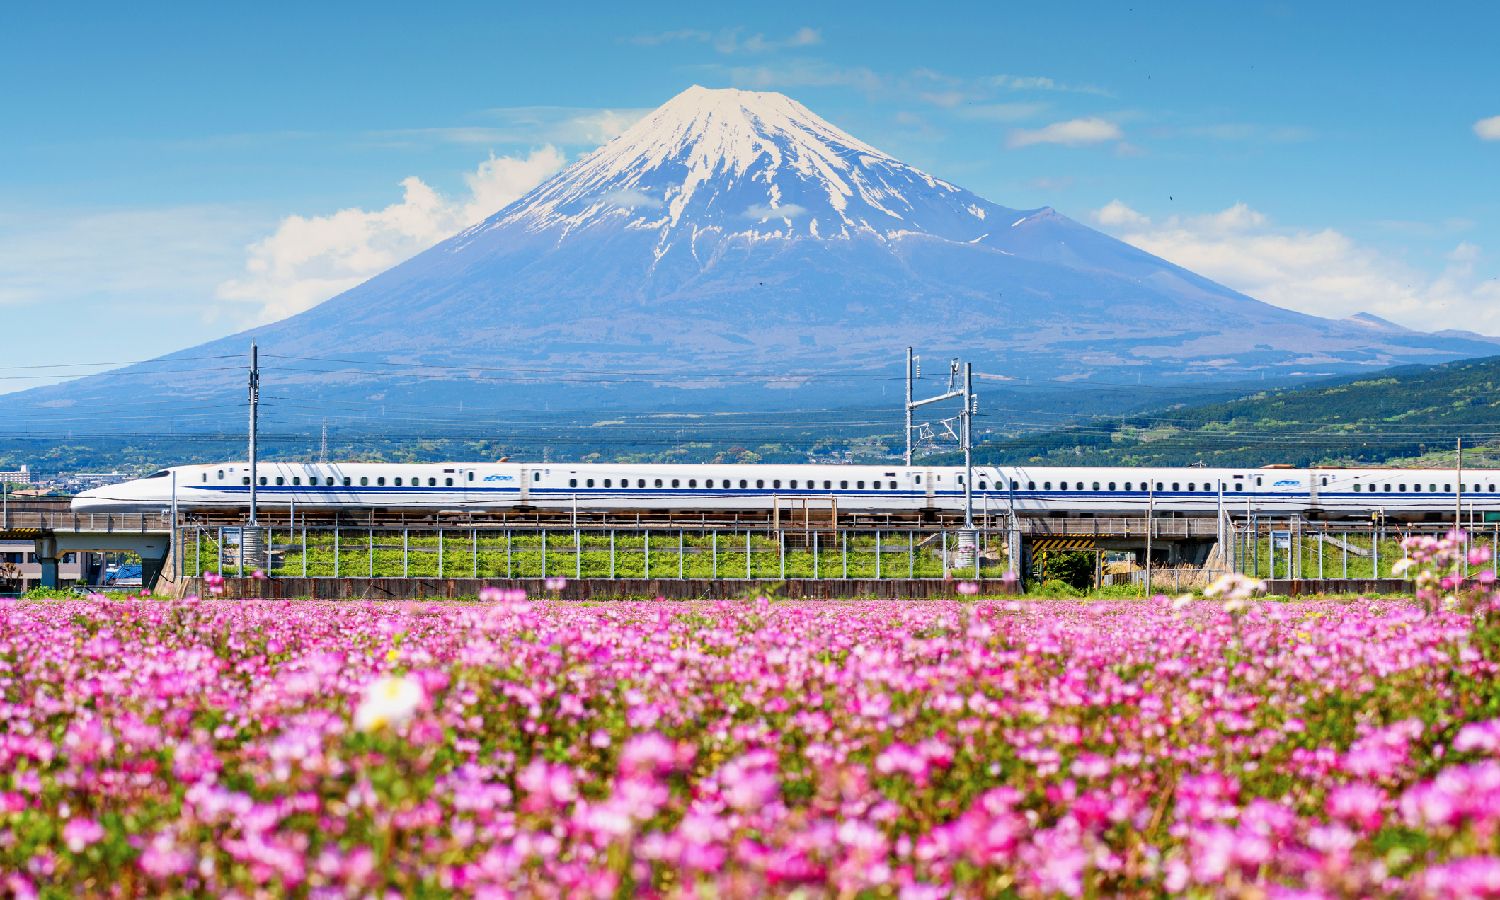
left=471, top=85, right=1000, bottom=250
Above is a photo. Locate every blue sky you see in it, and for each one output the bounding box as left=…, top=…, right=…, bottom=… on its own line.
left=2, top=1, right=1497, bottom=391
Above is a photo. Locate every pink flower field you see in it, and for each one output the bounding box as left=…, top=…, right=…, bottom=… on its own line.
left=4, top=579, right=1500, bottom=895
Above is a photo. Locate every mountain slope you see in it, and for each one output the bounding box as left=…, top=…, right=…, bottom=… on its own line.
left=970, top=354, right=1500, bottom=468
left=2, top=85, right=1496, bottom=436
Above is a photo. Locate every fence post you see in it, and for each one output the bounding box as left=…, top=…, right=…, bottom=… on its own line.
left=610, top=529, right=617, bottom=580
left=1342, top=533, right=1348, bottom=580
left=842, top=531, right=848, bottom=580
left=711, top=530, right=717, bottom=579
left=577, top=528, right=583, bottom=580
left=368, top=527, right=374, bottom=578
left=438, top=528, right=445, bottom=579
left=779, top=530, right=785, bottom=579
left=875, top=530, right=882, bottom=580
left=941, top=530, right=948, bottom=579
left=541, top=531, right=547, bottom=579
left=644, top=531, right=650, bottom=578
left=474, top=528, right=480, bottom=579
left=1372, top=525, right=1379, bottom=578
left=909, top=530, right=915, bottom=579
left=680, top=530, right=685, bottom=579
left=1317, top=531, right=1324, bottom=580
left=813, top=531, right=820, bottom=580
left=334, top=524, right=340, bottom=578
left=196, top=528, right=202, bottom=578
left=403, top=528, right=410, bottom=578
left=505, top=529, right=512, bottom=578
left=746, top=531, right=752, bottom=579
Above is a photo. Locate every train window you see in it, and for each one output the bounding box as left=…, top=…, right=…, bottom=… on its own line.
left=840, top=480, right=848, bottom=490
left=533, top=473, right=540, bottom=482
left=468, top=473, right=474, bottom=482
left=292, top=477, right=301, bottom=486
left=586, top=479, right=594, bottom=488
left=1124, top=482, right=1131, bottom=491
left=756, top=480, right=764, bottom=489
left=569, top=478, right=578, bottom=487
left=656, top=479, right=664, bottom=488
left=1399, top=484, right=1406, bottom=492
left=638, top=479, right=646, bottom=488
left=824, top=480, right=832, bottom=489
left=1077, top=482, right=1085, bottom=491
left=890, top=481, right=897, bottom=490
left=771, top=479, right=779, bottom=489
left=1443, top=484, right=1450, bottom=493
left=788, top=480, right=797, bottom=489
left=1043, top=481, right=1051, bottom=490
left=739, top=480, right=748, bottom=489
left=1109, top=482, right=1116, bottom=491
left=395, top=477, right=403, bottom=486
left=979, top=481, right=987, bottom=490
left=1384, top=485, right=1391, bottom=492
left=429, top=478, right=436, bottom=487
left=915, top=476, right=922, bottom=485
left=201, top=473, right=207, bottom=483
left=274, top=477, right=283, bottom=486
left=1187, top=483, right=1194, bottom=492
left=706, top=479, right=714, bottom=488
left=1093, top=482, right=1100, bottom=491
left=217, top=469, right=225, bottom=480
left=359, top=477, right=368, bottom=486
left=1354, top=484, right=1362, bottom=492
left=444, top=478, right=452, bottom=487
left=670, top=479, right=679, bottom=488
left=604, top=479, right=612, bottom=488
left=377, top=477, right=386, bottom=486
left=243, top=477, right=250, bottom=485
left=1414, top=484, right=1422, bottom=493
left=1490, top=484, right=1496, bottom=493
left=258, top=476, right=267, bottom=486
left=1028, top=481, right=1035, bottom=490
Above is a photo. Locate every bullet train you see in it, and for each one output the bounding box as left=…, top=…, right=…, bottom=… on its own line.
left=70, top=460, right=1500, bottom=520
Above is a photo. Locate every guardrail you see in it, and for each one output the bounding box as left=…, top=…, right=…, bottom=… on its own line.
left=0, top=509, right=166, bottom=534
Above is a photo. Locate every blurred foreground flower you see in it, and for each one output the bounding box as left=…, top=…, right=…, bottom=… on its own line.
left=354, top=674, right=424, bottom=732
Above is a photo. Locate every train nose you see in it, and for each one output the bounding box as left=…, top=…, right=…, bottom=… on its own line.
left=70, top=486, right=137, bottom=514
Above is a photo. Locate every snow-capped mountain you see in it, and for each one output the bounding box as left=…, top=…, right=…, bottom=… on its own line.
left=4, top=85, right=1496, bottom=432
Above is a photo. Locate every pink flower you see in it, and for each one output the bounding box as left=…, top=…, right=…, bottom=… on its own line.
left=62, top=818, right=104, bottom=852
left=956, top=581, right=980, bottom=595
left=1326, top=783, right=1386, bottom=832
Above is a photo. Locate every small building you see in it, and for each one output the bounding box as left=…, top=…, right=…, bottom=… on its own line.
left=0, top=541, right=87, bottom=593
left=0, top=465, right=30, bottom=485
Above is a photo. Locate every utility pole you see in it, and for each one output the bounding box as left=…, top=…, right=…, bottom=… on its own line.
left=1456, top=437, right=1464, bottom=537
left=963, top=361, right=974, bottom=529
left=248, top=341, right=259, bottom=527
left=904, top=347, right=915, bottom=466
left=319, top=420, right=328, bottom=464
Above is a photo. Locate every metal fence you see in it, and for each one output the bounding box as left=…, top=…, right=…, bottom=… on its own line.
left=1225, top=519, right=1500, bottom=581
left=180, top=524, right=1010, bottom=582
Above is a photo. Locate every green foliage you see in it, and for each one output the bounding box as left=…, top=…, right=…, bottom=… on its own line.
left=967, top=353, right=1500, bottom=468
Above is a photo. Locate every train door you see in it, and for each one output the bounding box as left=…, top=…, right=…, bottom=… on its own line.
left=922, top=470, right=936, bottom=509
left=453, top=467, right=476, bottom=506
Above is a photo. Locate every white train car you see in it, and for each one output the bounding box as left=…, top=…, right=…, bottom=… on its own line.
left=70, top=460, right=1500, bottom=520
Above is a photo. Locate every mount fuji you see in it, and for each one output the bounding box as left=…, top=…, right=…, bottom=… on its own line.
left=4, top=85, right=1495, bottom=435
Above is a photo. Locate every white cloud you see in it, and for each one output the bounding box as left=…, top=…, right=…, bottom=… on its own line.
left=745, top=203, right=808, bottom=221
left=631, top=26, right=820, bottom=54
left=988, top=74, right=1110, bottom=96
left=1092, top=201, right=1500, bottom=334
left=1007, top=117, right=1123, bottom=148
left=1091, top=199, right=1150, bottom=228
left=728, top=60, right=883, bottom=93
left=216, top=146, right=566, bottom=322
left=600, top=188, right=663, bottom=209
left=1475, top=115, right=1500, bottom=140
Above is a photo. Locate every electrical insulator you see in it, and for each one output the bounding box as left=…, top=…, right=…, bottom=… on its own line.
left=970, top=395, right=979, bottom=414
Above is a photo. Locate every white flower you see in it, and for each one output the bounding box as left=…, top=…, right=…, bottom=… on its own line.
left=1204, top=573, right=1266, bottom=602
left=1391, top=558, right=1415, bottom=577
left=354, top=674, right=424, bottom=732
